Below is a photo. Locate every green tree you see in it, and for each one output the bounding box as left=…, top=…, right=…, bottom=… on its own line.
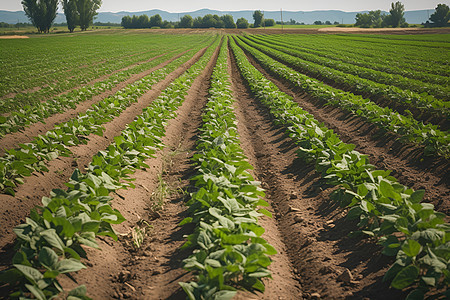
left=253, top=10, right=263, bottom=27
left=236, top=17, right=249, bottom=29
left=193, top=16, right=203, bottom=28
left=355, top=10, right=385, bottom=28
left=179, top=15, right=193, bottom=28
left=202, top=14, right=217, bottom=28
left=62, top=0, right=79, bottom=32
left=264, top=19, right=275, bottom=27
left=430, top=4, right=450, bottom=27
left=355, top=12, right=372, bottom=27
left=221, top=15, right=236, bottom=28
left=384, top=1, right=405, bottom=27
left=22, top=0, right=58, bottom=33
left=76, top=0, right=101, bottom=31
left=137, top=14, right=150, bottom=28
left=121, top=15, right=132, bottom=28
left=149, top=14, right=162, bottom=27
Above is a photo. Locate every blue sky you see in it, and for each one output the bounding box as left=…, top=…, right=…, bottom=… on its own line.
left=1, top=0, right=445, bottom=12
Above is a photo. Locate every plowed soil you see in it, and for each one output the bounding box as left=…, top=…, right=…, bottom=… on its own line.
left=235, top=39, right=450, bottom=216
left=0, top=46, right=208, bottom=253
left=0, top=50, right=192, bottom=156
left=1, top=34, right=448, bottom=300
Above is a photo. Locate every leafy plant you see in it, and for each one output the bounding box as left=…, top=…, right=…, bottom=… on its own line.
left=230, top=36, right=449, bottom=299
left=180, top=37, right=275, bottom=299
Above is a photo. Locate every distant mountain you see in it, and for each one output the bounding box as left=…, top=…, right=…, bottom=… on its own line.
left=0, top=8, right=434, bottom=25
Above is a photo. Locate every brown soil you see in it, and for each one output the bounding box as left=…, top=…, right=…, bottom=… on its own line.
left=239, top=38, right=449, bottom=129
left=237, top=41, right=450, bottom=216
left=229, top=41, right=407, bottom=300
left=226, top=27, right=450, bottom=35
left=0, top=46, right=207, bottom=253
left=0, top=50, right=189, bottom=156
left=0, top=48, right=172, bottom=102
left=55, top=40, right=302, bottom=300
left=0, top=35, right=29, bottom=39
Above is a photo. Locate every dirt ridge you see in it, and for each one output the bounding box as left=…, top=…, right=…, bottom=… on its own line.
left=238, top=42, right=450, bottom=215
left=0, top=46, right=208, bottom=254
left=228, top=41, right=407, bottom=300
left=0, top=50, right=192, bottom=156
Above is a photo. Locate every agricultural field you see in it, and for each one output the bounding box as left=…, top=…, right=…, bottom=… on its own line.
left=0, top=30, right=448, bottom=300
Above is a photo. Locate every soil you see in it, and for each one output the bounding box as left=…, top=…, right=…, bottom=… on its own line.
left=228, top=41, right=407, bottom=300
left=0, top=50, right=192, bottom=156
left=55, top=39, right=303, bottom=299
left=0, top=48, right=171, bottom=101
left=0, top=35, right=29, bottom=39
left=236, top=39, right=450, bottom=216
left=0, top=32, right=448, bottom=300
left=0, top=46, right=208, bottom=253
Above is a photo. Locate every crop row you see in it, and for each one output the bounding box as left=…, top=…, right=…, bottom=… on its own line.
left=230, top=37, right=449, bottom=299
left=180, top=38, right=275, bottom=299
left=0, top=36, right=220, bottom=299
left=258, top=35, right=448, bottom=87
left=0, top=46, right=202, bottom=196
left=0, top=34, right=212, bottom=100
left=0, top=50, right=180, bottom=138
left=234, top=36, right=450, bottom=158
left=240, top=36, right=450, bottom=121
left=275, top=34, right=449, bottom=78
left=0, top=35, right=214, bottom=112
left=249, top=35, right=449, bottom=101
left=321, top=34, right=450, bottom=66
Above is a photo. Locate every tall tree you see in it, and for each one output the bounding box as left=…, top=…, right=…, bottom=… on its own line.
left=429, top=4, right=450, bottom=27
left=149, top=14, right=162, bottom=27
left=22, top=0, right=58, bottom=33
left=62, top=0, right=78, bottom=32
left=221, top=15, right=236, bottom=29
left=384, top=1, right=405, bottom=27
left=236, top=17, right=249, bottom=29
left=179, top=15, right=193, bottom=28
left=77, top=0, right=101, bottom=31
left=253, top=10, right=263, bottom=27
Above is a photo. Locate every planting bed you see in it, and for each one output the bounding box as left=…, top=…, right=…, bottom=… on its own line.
left=0, top=31, right=448, bottom=300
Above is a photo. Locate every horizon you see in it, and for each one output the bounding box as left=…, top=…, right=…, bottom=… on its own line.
left=0, top=0, right=443, bottom=13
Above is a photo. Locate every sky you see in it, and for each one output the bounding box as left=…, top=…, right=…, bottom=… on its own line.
left=1, top=0, right=445, bottom=12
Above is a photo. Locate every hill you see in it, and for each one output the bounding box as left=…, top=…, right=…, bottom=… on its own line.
left=0, top=8, right=434, bottom=25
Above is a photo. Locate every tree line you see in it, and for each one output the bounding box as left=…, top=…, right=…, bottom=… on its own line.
left=355, top=2, right=449, bottom=28
left=21, top=0, right=101, bottom=33
left=121, top=11, right=277, bottom=29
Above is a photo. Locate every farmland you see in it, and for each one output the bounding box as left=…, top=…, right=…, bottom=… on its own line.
left=0, top=30, right=448, bottom=300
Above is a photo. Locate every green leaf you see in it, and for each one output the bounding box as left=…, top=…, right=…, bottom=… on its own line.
left=68, top=285, right=87, bottom=297
left=214, top=290, right=237, bottom=300
left=401, top=240, right=422, bottom=257
left=38, top=247, right=59, bottom=269
left=13, top=264, right=43, bottom=285
left=55, top=259, right=86, bottom=274
left=379, top=180, right=401, bottom=201
left=179, top=217, right=193, bottom=226
left=405, top=289, right=425, bottom=300
left=409, top=190, right=425, bottom=204
left=25, top=284, right=46, bottom=300
left=257, top=208, right=272, bottom=218
left=4, top=187, right=15, bottom=196
left=391, top=265, right=419, bottom=289
left=40, top=229, right=65, bottom=251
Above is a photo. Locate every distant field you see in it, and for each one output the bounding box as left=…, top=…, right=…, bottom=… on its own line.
left=0, top=30, right=448, bottom=300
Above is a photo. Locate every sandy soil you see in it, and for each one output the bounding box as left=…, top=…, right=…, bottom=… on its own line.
left=0, top=32, right=448, bottom=300
left=0, top=50, right=190, bottom=156
left=0, top=35, right=29, bottom=39
left=238, top=43, right=450, bottom=216
left=0, top=46, right=208, bottom=253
